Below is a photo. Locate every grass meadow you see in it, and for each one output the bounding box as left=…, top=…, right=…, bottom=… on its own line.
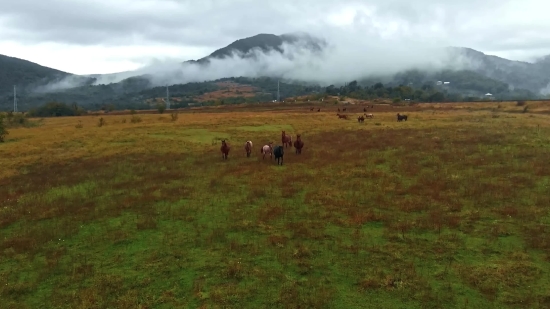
left=1, top=102, right=550, bottom=308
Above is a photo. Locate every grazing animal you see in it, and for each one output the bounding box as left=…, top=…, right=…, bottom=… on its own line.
left=365, top=113, right=374, bottom=119
left=244, top=141, right=253, bottom=157
left=293, top=134, right=304, bottom=154
left=220, top=140, right=230, bottom=159
left=357, top=116, right=365, bottom=123
left=343, top=107, right=347, bottom=111
left=338, top=108, right=340, bottom=112
left=337, top=113, right=348, bottom=119
left=371, top=105, right=374, bottom=108
left=261, top=143, right=273, bottom=159
left=310, top=107, right=314, bottom=111
left=363, top=107, right=367, bottom=112
left=317, top=108, right=321, bottom=112
left=397, top=113, right=408, bottom=122
left=282, top=131, right=292, bottom=148
left=273, top=145, right=284, bottom=165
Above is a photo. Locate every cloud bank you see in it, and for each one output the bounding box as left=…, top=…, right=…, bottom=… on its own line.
left=52, top=33, right=464, bottom=91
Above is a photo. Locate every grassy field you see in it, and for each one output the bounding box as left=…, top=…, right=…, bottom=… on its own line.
left=1, top=102, right=550, bottom=308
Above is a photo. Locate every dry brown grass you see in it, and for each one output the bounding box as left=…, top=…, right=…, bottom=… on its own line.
left=1, top=102, right=550, bottom=308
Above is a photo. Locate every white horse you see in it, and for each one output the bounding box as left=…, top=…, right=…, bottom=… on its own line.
left=365, top=113, right=374, bottom=119
left=244, top=141, right=253, bottom=157
left=261, top=143, right=273, bottom=160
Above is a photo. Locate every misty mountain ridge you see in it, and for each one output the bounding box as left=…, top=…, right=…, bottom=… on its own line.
left=1, top=32, right=550, bottom=111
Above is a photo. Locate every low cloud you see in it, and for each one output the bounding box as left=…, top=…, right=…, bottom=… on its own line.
left=74, top=34, right=467, bottom=89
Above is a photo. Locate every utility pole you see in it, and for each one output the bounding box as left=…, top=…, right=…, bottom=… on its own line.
left=13, top=85, right=17, bottom=113
left=277, top=80, right=280, bottom=102
left=166, top=85, right=170, bottom=110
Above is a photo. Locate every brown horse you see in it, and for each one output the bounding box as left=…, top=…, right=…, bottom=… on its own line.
left=221, top=140, right=230, bottom=159
left=244, top=140, right=253, bottom=157
left=397, top=113, right=408, bottom=122
left=357, top=116, right=365, bottom=123
left=282, top=131, right=292, bottom=148
left=293, top=134, right=304, bottom=154
left=337, top=113, right=348, bottom=119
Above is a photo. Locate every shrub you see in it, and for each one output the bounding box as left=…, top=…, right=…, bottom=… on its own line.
left=131, top=115, right=142, bottom=123
left=157, top=102, right=166, bottom=114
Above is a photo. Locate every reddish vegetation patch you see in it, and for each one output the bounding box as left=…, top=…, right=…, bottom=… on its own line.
left=196, top=82, right=260, bottom=101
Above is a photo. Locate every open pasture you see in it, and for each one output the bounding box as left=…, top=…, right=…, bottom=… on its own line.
left=1, top=104, right=550, bottom=308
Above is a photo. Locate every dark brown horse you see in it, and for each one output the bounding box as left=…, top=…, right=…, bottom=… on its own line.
left=357, top=116, right=365, bottom=123
left=244, top=140, right=253, bottom=157
left=221, top=140, right=230, bottom=159
left=397, top=113, right=408, bottom=122
left=282, top=131, right=292, bottom=148
left=293, top=134, right=304, bottom=154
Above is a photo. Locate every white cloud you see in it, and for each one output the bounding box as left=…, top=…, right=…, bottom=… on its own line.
left=0, top=0, right=549, bottom=75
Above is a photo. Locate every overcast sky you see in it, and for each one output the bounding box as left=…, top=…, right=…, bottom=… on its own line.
left=1, top=0, right=548, bottom=75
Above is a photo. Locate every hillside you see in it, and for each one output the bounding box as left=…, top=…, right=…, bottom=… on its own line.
left=447, top=47, right=550, bottom=94
left=1, top=32, right=549, bottom=111
left=185, top=33, right=327, bottom=65
left=0, top=54, right=71, bottom=95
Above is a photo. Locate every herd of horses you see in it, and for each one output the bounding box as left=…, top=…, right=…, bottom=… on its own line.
left=220, top=131, right=303, bottom=165
left=219, top=108, right=409, bottom=165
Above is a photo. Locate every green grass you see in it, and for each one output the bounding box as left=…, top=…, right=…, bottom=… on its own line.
left=1, top=110, right=550, bottom=308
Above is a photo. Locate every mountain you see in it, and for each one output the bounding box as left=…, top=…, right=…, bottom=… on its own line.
left=0, top=54, right=96, bottom=97
left=1, top=32, right=549, bottom=111
left=0, top=54, right=70, bottom=95
left=447, top=47, right=550, bottom=94
left=185, top=33, right=327, bottom=64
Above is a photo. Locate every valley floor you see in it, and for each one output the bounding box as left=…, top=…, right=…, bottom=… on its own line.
left=1, top=102, right=550, bottom=308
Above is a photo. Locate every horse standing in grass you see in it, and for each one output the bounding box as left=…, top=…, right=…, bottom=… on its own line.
left=261, top=143, right=273, bottom=159
left=244, top=141, right=253, bottom=157
left=357, top=116, right=365, bottom=123
left=397, top=113, right=408, bottom=122
left=282, top=131, right=292, bottom=148
left=365, top=113, right=373, bottom=119
left=293, top=134, right=304, bottom=154
left=273, top=145, right=284, bottom=165
left=220, top=140, right=230, bottom=159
